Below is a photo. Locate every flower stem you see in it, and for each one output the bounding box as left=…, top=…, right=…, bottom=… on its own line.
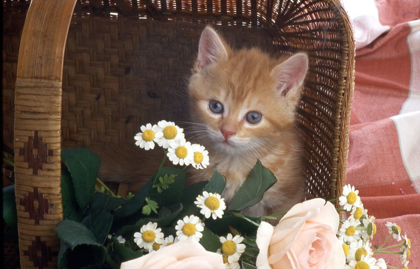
left=96, top=177, right=118, bottom=198
left=378, top=242, right=404, bottom=251
left=376, top=233, right=392, bottom=251
left=374, top=250, right=403, bottom=255
left=153, top=149, right=168, bottom=184
left=387, top=266, right=402, bottom=269
left=231, top=212, right=260, bottom=227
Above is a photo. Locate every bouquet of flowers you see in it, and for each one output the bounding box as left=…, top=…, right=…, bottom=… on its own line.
left=52, top=120, right=412, bottom=269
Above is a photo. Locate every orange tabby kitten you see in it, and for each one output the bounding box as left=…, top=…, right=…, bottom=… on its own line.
left=187, top=26, right=309, bottom=217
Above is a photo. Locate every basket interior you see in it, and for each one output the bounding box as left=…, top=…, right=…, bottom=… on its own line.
left=3, top=0, right=352, bottom=200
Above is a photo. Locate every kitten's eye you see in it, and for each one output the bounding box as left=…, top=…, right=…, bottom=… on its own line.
left=209, top=100, right=224, bottom=114
left=246, top=111, right=262, bottom=124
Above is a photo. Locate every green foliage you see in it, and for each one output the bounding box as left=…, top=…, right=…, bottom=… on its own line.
left=3, top=185, right=17, bottom=230
left=62, top=148, right=101, bottom=209
left=55, top=148, right=278, bottom=268
left=154, top=174, right=176, bottom=193
left=228, top=160, right=277, bottom=212
left=3, top=184, right=18, bottom=242
left=142, top=197, right=159, bottom=215
left=204, top=169, right=226, bottom=194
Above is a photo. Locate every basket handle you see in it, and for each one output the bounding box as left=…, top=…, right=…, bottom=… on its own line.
left=14, top=0, right=77, bottom=268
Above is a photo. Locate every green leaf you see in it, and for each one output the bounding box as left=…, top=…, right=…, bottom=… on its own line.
left=3, top=185, right=17, bottom=230
left=61, top=168, right=83, bottom=221
left=204, top=169, right=226, bottom=194
left=88, top=192, right=125, bottom=214
left=58, top=241, right=71, bottom=269
left=228, top=160, right=277, bottom=211
left=113, top=238, right=143, bottom=262
left=241, top=261, right=257, bottom=269
left=62, top=149, right=101, bottom=209
left=113, top=177, right=153, bottom=221
left=180, top=181, right=208, bottom=205
left=204, top=213, right=260, bottom=236
left=149, top=167, right=186, bottom=206
left=145, top=198, right=159, bottom=214
left=200, top=227, right=221, bottom=252
left=82, top=209, right=113, bottom=245
left=142, top=205, right=152, bottom=215
left=55, top=220, right=107, bottom=267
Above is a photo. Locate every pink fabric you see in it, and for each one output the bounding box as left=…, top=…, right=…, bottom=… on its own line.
left=345, top=0, right=420, bottom=267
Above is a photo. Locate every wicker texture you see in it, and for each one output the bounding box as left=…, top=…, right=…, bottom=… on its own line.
left=4, top=0, right=354, bottom=268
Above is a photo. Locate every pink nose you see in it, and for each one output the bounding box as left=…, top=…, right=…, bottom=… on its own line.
left=221, top=129, right=235, bottom=140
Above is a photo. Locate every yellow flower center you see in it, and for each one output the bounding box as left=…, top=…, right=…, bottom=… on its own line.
left=223, top=254, right=228, bottom=264
left=406, top=238, right=411, bottom=248
left=152, top=242, right=161, bottom=251
left=354, top=208, right=363, bottom=219
left=222, top=240, right=237, bottom=256
left=204, top=196, right=220, bottom=211
left=347, top=192, right=357, bottom=204
left=355, top=261, right=370, bottom=269
left=163, top=126, right=177, bottom=139
left=355, top=248, right=368, bottom=261
left=175, top=146, right=188, bottom=159
left=406, top=248, right=411, bottom=259
left=182, top=223, right=196, bottom=236
left=392, top=225, right=401, bottom=235
left=167, top=242, right=174, bottom=246
left=194, top=151, right=204, bottom=164
left=345, top=226, right=356, bottom=236
left=142, top=230, right=156, bottom=243
left=367, top=222, right=376, bottom=236
left=142, top=130, right=155, bottom=142
left=342, top=244, right=349, bottom=257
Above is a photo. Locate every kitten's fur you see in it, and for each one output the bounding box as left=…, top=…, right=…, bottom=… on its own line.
left=187, top=26, right=309, bottom=216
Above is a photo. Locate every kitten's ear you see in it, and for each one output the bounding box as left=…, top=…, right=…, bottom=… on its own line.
left=271, top=53, right=309, bottom=98
left=197, top=26, right=229, bottom=71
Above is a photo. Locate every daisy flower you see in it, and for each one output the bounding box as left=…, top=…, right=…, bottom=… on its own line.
left=351, top=206, right=367, bottom=220
left=133, top=222, right=164, bottom=252
left=220, top=233, right=246, bottom=264
left=375, top=258, right=387, bottom=269
left=338, top=217, right=361, bottom=243
left=155, top=120, right=185, bottom=149
left=194, top=191, right=226, bottom=220
left=164, top=235, right=176, bottom=246
left=191, top=144, right=210, bottom=169
left=402, top=234, right=411, bottom=249
left=339, top=184, right=363, bottom=211
left=348, top=254, right=379, bottom=269
left=401, top=247, right=411, bottom=264
left=361, top=216, right=377, bottom=241
left=134, top=123, right=160, bottom=150
left=175, top=215, right=204, bottom=241
left=342, top=242, right=350, bottom=261
left=167, top=139, right=193, bottom=166
left=385, top=222, right=402, bottom=241
left=116, top=235, right=126, bottom=244
left=348, top=239, right=373, bottom=263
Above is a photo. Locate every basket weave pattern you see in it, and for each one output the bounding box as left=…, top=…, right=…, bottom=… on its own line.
left=3, top=0, right=354, bottom=268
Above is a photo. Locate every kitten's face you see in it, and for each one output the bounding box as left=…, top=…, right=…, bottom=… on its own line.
left=187, top=27, right=308, bottom=155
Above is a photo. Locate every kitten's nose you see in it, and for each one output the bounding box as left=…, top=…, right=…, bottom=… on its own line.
left=221, top=128, right=235, bottom=140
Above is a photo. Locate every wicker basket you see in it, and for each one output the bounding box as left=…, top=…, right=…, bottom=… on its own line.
left=5, top=0, right=354, bottom=267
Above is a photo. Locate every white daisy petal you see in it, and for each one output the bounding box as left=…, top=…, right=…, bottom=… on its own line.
left=174, top=214, right=204, bottom=242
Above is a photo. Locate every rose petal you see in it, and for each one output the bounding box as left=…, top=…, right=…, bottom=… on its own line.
left=325, top=238, right=346, bottom=269
left=121, top=238, right=224, bottom=269
left=256, top=221, right=274, bottom=269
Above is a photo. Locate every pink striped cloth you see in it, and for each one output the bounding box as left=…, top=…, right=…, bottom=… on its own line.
left=341, top=0, right=420, bottom=267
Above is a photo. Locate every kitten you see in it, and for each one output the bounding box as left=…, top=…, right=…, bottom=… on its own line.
left=186, top=26, right=309, bottom=217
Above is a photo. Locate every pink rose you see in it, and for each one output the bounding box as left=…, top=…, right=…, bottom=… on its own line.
left=121, top=237, right=225, bottom=269
left=256, top=198, right=345, bottom=269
